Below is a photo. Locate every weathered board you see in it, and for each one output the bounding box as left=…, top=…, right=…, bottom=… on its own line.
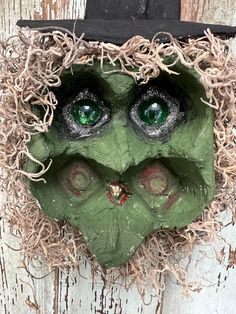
left=0, top=1, right=236, bottom=313
left=181, top=0, right=236, bottom=25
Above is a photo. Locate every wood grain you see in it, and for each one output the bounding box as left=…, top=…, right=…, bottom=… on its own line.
left=181, top=0, right=236, bottom=24
left=33, top=0, right=87, bottom=20
left=0, top=219, right=55, bottom=314
left=0, top=0, right=87, bottom=40
left=162, top=211, right=236, bottom=314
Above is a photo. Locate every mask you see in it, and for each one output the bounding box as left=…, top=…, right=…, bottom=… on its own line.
left=26, top=61, right=215, bottom=267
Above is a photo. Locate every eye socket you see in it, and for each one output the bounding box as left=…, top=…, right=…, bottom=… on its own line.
left=60, top=89, right=110, bottom=139
left=130, top=87, right=185, bottom=142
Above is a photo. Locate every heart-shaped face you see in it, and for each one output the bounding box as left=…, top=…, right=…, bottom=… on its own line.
left=26, top=62, right=215, bottom=267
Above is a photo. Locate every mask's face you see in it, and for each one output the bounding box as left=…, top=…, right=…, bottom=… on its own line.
left=27, top=62, right=215, bottom=267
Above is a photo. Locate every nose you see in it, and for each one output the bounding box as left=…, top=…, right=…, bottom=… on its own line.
left=88, top=116, right=134, bottom=174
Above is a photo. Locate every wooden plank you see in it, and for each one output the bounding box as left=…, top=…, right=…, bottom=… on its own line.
left=0, top=218, right=55, bottom=314
left=0, top=0, right=87, bottom=40
left=57, top=266, right=164, bottom=313
left=33, top=0, right=87, bottom=20
left=0, top=1, right=236, bottom=314
left=181, top=0, right=236, bottom=24
left=162, top=211, right=236, bottom=314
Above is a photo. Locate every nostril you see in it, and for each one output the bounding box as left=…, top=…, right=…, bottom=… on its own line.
left=139, top=163, right=168, bottom=195
left=107, top=181, right=132, bottom=206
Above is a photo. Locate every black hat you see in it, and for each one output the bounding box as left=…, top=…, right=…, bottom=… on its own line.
left=17, top=0, right=236, bottom=43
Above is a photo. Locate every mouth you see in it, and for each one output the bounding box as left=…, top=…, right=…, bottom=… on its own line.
left=55, top=157, right=180, bottom=209
left=27, top=155, right=210, bottom=267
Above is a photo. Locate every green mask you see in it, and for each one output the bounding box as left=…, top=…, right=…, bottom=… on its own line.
left=26, top=62, right=215, bottom=267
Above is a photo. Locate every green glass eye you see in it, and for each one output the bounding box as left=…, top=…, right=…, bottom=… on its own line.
left=139, top=97, right=169, bottom=126
left=72, top=99, right=102, bottom=126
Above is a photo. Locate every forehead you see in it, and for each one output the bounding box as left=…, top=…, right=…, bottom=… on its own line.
left=58, top=63, right=136, bottom=108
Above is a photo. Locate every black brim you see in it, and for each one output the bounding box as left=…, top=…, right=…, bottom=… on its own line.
left=17, top=19, right=236, bottom=44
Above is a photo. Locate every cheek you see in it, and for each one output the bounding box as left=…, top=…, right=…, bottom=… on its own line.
left=59, top=160, right=102, bottom=199
left=138, top=164, right=168, bottom=195
left=129, top=160, right=180, bottom=212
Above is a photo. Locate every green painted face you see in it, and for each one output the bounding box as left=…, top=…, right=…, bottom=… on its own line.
left=27, top=62, right=215, bottom=267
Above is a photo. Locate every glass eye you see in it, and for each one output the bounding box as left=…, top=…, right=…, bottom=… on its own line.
left=71, top=99, right=102, bottom=126
left=130, top=87, right=185, bottom=142
left=60, top=89, right=110, bottom=139
left=138, top=97, right=169, bottom=126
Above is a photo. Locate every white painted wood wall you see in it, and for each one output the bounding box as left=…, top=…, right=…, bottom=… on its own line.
left=0, top=1, right=235, bottom=313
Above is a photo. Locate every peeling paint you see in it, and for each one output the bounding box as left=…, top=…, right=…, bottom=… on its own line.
left=181, top=0, right=236, bottom=24
left=0, top=0, right=87, bottom=40
left=227, top=246, right=236, bottom=269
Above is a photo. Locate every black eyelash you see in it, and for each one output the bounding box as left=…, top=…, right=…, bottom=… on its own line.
left=129, top=87, right=185, bottom=142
